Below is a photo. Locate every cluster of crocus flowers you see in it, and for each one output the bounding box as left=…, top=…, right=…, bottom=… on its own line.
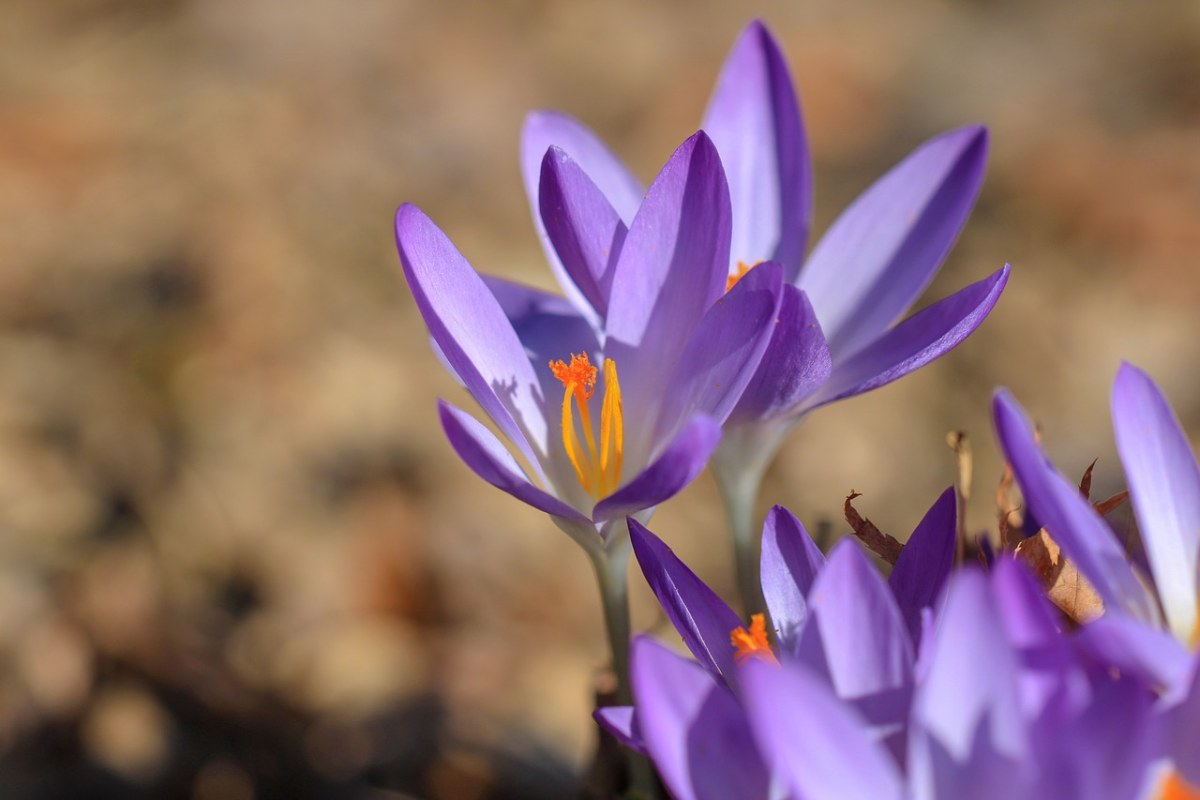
left=594, top=363, right=1200, bottom=799
left=515, top=20, right=1009, bottom=610
left=396, top=16, right=1008, bottom=700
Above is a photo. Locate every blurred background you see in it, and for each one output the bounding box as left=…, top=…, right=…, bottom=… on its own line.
left=1, top=0, right=1199, bottom=797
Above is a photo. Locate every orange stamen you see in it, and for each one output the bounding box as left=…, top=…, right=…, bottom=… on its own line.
left=550, top=353, right=623, bottom=499
left=1160, top=772, right=1200, bottom=800
left=730, top=613, right=779, bottom=665
left=726, top=260, right=760, bottom=292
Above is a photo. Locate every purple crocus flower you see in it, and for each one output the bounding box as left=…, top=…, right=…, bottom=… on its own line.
left=606, top=535, right=1169, bottom=800
left=396, top=132, right=785, bottom=699
left=740, top=566, right=1165, bottom=800
left=596, top=492, right=958, bottom=797
left=994, top=363, right=1200, bottom=789
left=512, top=20, right=1010, bottom=607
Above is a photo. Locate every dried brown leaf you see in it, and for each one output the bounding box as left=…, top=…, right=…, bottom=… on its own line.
left=844, top=492, right=903, bottom=565
left=1015, top=530, right=1104, bottom=624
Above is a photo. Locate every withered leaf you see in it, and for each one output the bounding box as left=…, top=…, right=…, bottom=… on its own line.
left=1014, top=530, right=1104, bottom=625
left=844, top=492, right=904, bottom=565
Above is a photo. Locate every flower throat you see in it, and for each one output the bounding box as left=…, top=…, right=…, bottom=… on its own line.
left=550, top=353, right=623, bottom=499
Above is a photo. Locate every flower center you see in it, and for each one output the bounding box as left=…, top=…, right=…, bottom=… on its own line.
left=1160, top=772, right=1200, bottom=800
left=726, top=260, right=760, bottom=292
left=730, top=613, right=779, bottom=665
left=550, top=353, right=623, bottom=499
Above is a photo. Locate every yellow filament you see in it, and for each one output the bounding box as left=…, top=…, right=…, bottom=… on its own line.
left=599, top=359, right=623, bottom=496
left=730, top=614, right=779, bottom=666
left=550, top=353, right=624, bottom=499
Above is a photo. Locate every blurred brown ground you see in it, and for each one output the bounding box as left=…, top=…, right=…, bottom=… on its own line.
left=0, top=0, right=1198, bottom=797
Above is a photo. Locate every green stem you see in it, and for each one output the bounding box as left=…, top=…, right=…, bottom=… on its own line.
left=591, top=537, right=633, bottom=705
left=715, top=461, right=767, bottom=617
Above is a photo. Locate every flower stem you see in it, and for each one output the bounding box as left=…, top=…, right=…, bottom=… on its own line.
left=716, top=463, right=767, bottom=616
left=591, top=537, right=633, bottom=706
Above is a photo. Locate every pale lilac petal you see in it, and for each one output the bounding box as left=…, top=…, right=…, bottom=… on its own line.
left=593, top=706, right=647, bottom=756
left=794, top=540, right=913, bottom=699
left=911, top=727, right=1031, bottom=800
left=727, top=285, right=832, bottom=425
left=437, top=401, right=588, bottom=524
left=741, top=660, right=905, bottom=800
left=521, top=112, right=642, bottom=318
left=522, top=110, right=643, bottom=224
left=1171, top=656, right=1200, bottom=784
left=396, top=204, right=549, bottom=478
left=651, top=261, right=784, bottom=445
left=1036, top=677, right=1161, bottom=800
left=759, top=505, right=825, bottom=655
left=538, top=147, right=628, bottom=318
left=604, top=133, right=731, bottom=463
left=482, top=275, right=600, bottom=401
left=989, top=558, right=1088, bottom=722
left=889, top=487, right=957, bottom=644
left=912, top=570, right=1026, bottom=765
left=1112, top=362, right=1200, bottom=643
left=593, top=416, right=721, bottom=523
left=809, top=264, right=1009, bottom=410
left=1073, top=614, right=1192, bottom=692
left=992, top=390, right=1161, bottom=625
left=628, top=519, right=742, bottom=681
left=632, top=637, right=770, bottom=800
left=702, top=20, right=811, bottom=280
left=799, top=126, right=989, bottom=358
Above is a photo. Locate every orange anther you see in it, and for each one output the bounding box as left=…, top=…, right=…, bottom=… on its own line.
left=726, top=260, right=759, bottom=293
left=550, top=353, right=597, bottom=399
left=1161, top=772, right=1200, bottom=800
left=730, top=613, right=779, bottom=665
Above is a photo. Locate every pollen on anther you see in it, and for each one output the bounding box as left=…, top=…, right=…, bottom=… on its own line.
left=550, top=353, right=598, bottom=398
left=730, top=613, right=778, bottom=665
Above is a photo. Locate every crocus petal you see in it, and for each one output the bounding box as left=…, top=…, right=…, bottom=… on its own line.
left=1171, top=656, right=1200, bottom=784
left=799, top=125, right=989, bottom=359
left=604, top=132, right=732, bottom=464
left=989, top=557, right=1088, bottom=722
left=593, top=706, right=647, bottom=756
left=760, top=505, right=825, bottom=655
left=538, top=146, right=628, bottom=318
left=396, top=204, right=549, bottom=478
left=741, top=660, right=905, bottom=800
left=1028, top=675, right=1160, bottom=800
left=521, top=111, right=642, bottom=319
left=1111, top=362, right=1200, bottom=643
left=522, top=110, right=643, bottom=224
left=794, top=540, right=913, bottom=699
left=1073, top=614, right=1192, bottom=692
left=632, top=637, right=771, bottom=800
left=651, top=261, right=784, bottom=445
left=911, top=570, right=1027, bottom=767
left=482, top=274, right=601, bottom=402
left=727, top=285, right=832, bottom=425
left=593, top=416, right=722, bottom=523
left=437, top=401, right=589, bottom=524
left=889, top=487, right=957, bottom=644
left=992, top=390, right=1161, bottom=625
left=628, top=518, right=742, bottom=681
left=701, top=19, right=811, bottom=280
left=808, top=264, right=1009, bottom=410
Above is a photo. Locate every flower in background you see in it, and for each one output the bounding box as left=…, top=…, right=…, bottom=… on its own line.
left=596, top=491, right=959, bottom=796
left=513, top=19, right=1009, bottom=608
left=602, top=507, right=1169, bottom=799
left=994, top=363, right=1200, bottom=790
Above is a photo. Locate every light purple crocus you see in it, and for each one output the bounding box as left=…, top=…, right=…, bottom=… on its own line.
left=596, top=492, right=958, bottom=798
left=994, top=363, right=1200, bottom=788
left=396, top=132, right=785, bottom=698
left=513, top=20, right=1010, bottom=608
left=605, top=538, right=1169, bottom=800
